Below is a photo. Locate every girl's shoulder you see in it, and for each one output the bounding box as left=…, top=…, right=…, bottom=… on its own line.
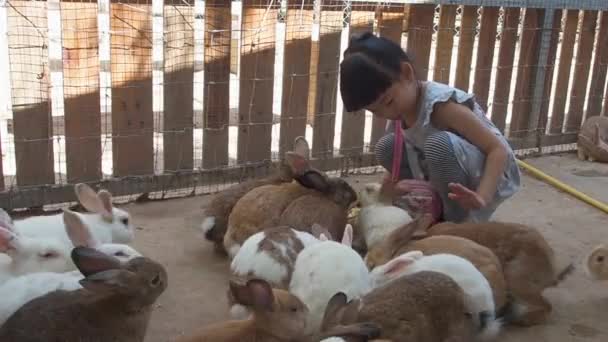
left=417, top=81, right=480, bottom=128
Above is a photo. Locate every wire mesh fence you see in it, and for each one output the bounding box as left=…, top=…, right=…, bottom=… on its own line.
left=0, top=0, right=606, bottom=211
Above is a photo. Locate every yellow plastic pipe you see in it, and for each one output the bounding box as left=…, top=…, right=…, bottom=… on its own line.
left=516, top=158, right=608, bottom=215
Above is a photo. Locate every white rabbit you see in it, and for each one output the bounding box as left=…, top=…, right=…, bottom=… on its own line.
left=229, top=225, right=321, bottom=319
left=369, top=250, right=502, bottom=340
left=0, top=208, right=140, bottom=285
left=0, top=209, right=142, bottom=325
left=13, top=183, right=135, bottom=246
left=289, top=224, right=372, bottom=335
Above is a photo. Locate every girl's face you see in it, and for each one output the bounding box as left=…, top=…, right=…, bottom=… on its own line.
left=364, top=62, right=418, bottom=121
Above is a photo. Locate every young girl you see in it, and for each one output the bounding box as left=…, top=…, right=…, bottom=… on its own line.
left=340, top=32, right=521, bottom=223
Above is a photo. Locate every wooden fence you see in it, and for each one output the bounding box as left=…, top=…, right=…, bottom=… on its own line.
left=0, top=0, right=607, bottom=210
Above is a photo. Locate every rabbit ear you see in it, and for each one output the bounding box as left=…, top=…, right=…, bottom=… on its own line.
left=284, top=151, right=311, bottom=176
left=311, top=223, right=332, bottom=240
left=79, top=269, right=138, bottom=295
left=63, top=210, right=99, bottom=248
left=321, top=292, right=349, bottom=331
left=0, top=227, right=19, bottom=253
left=97, top=190, right=114, bottom=216
left=295, top=170, right=330, bottom=193
left=376, top=253, right=418, bottom=278
left=229, top=279, right=275, bottom=312
left=75, top=183, right=113, bottom=221
left=0, top=209, right=14, bottom=231
left=293, top=136, right=310, bottom=159
left=341, top=224, right=353, bottom=247
left=321, top=322, right=382, bottom=341
left=71, top=246, right=122, bottom=277
left=319, top=233, right=329, bottom=242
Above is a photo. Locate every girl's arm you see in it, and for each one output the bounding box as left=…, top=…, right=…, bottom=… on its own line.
left=431, top=100, right=508, bottom=207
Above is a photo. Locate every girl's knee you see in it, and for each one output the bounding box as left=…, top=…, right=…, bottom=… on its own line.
left=374, top=133, right=395, bottom=170
left=423, top=131, right=456, bottom=165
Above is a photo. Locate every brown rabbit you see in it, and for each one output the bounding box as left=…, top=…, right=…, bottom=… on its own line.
left=425, top=220, right=575, bottom=326
left=577, top=115, right=608, bottom=162
left=583, top=244, right=608, bottom=281
left=364, top=215, right=508, bottom=311
left=176, top=278, right=309, bottom=342
left=320, top=271, right=474, bottom=342
left=0, top=246, right=168, bottom=342
left=224, top=138, right=357, bottom=259
left=201, top=137, right=310, bottom=254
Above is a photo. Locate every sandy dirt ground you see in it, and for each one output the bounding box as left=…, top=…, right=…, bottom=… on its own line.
left=117, top=152, right=608, bottom=342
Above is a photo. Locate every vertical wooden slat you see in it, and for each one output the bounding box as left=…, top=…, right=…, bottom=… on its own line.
left=307, top=1, right=320, bottom=127
left=0, top=0, right=8, bottom=190
left=472, top=6, right=499, bottom=111
left=406, top=4, right=435, bottom=81
left=238, top=0, right=277, bottom=163
left=565, top=10, right=598, bottom=132
left=537, top=9, right=562, bottom=133
left=585, top=11, right=608, bottom=118
left=509, top=8, right=545, bottom=138
left=490, top=7, right=520, bottom=133
left=549, top=10, right=578, bottom=134
left=433, top=5, right=457, bottom=84
left=340, top=9, right=374, bottom=156
left=454, top=5, right=478, bottom=92
left=279, top=1, right=313, bottom=156
left=61, top=1, right=101, bottom=182
left=110, top=1, right=154, bottom=176
left=7, top=0, right=54, bottom=186
left=163, top=1, right=194, bottom=171
left=311, top=6, right=341, bottom=159
left=202, top=0, right=231, bottom=168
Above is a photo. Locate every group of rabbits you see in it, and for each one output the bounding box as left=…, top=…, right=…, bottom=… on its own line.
left=192, top=136, right=608, bottom=342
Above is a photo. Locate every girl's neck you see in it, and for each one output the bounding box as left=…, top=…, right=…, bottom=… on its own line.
left=400, top=80, right=424, bottom=129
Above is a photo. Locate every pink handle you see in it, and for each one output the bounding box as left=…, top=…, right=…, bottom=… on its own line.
left=391, top=120, right=403, bottom=182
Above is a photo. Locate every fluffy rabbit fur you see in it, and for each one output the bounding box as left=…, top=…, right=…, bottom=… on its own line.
left=357, top=182, right=413, bottom=250
left=228, top=225, right=321, bottom=319
left=0, top=246, right=167, bottom=342
left=364, top=215, right=507, bottom=311
left=289, top=224, right=372, bottom=335
left=201, top=137, right=309, bottom=254
left=583, top=244, right=608, bottom=281
left=224, top=138, right=357, bottom=259
left=370, top=251, right=502, bottom=340
left=321, top=271, right=474, bottom=342
left=0, top=211, right=142, bottom=325
left=176, top=278, right=309, bottom=342
left=425, top=221, right=574, bottom=326
left=13, top=183, right=135, bottom=246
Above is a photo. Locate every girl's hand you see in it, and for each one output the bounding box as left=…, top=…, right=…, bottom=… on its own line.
left=448, top=183, right=486, bottom=210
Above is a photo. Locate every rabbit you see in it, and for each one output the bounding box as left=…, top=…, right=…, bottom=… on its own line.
left=424, top=220, right=575, bottom=326
left=289, top=224, right=373, bottom=336
left=13, top=183, right=135, bottom=246
left=0, top=208, right=141, bottom=285
left=357, top=182, right=413, bottom=250
left=201, top=136, right=309, bottom=255
left=577, top=115, right=608, bottom=162
left=224, top=137, right=358, bottom=259
left=364, top=215, right=507, bottom=312
left=176, top=278, right=309, bottom=342
left=228, top=224, right=322, bottom=319
left=320, top=271, right=474, bottom=342
left=583, top=244, right=608, bottom=281
left=370, top=251, right=502, bottom=340
left=0, top=246, right=167, bottom=342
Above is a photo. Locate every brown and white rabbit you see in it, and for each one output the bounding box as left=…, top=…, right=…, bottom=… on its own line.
left=320, top=271, right=475, bottom=342
left=224, top=138, right=357, bottom=259
left=583, top=244, right=608, bottom=281
left=176, top=278, right=309, bottom=342
left=364, top=215, right=508, bottom=312
left=424, top=220, right=574, bottom=326
left=0, top=246, right=168, bottom=342
left=201, top=136, right=310, bottom=254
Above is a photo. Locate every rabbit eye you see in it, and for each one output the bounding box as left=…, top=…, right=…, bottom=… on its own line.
left=150, top=274, right=161, bottom=287
left=597, top=256, right=604, bottom=263
left=121, top=218, right=129, bottom=225
left=114, top=251, right=128, bottom=257
left=39, top=251, right=58, bottom=259
left=290, top=306, right=298, bottom=313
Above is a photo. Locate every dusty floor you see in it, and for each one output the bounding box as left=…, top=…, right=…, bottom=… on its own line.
left=121, top=152, right=608, bottom=342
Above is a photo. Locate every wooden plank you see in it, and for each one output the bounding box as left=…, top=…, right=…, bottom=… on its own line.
left=311, top=8, right=341, bottom=159
left=472, top=6, right=499, bottom=111
left=537, top=9, right=562, bottom=133
left=60, top=2, right=102, bottom=183
left=433, top=5, right=457, bottom=84
left=341, top=9, right=375, bottom=156
left=405, top=4, right=435, bottom=81
left=585, top=11, right=608, bottom=118
left=7, top=0, right=54, bottom=186
left=110, top=2, right=154, bottom=176
left=490, top=7, right=520, bottom=133
left=454, top=6, right=478, bottom=92
left=565, top=10, right=598, bottom=132
left=237, top=1, right=277, bottom=163
left=549, top=10, right=578, bottom=134
left=203, top=0, right=231, bottom=168
left=509, top=8, right=545, bottom=138
left=163, top=3, right=194, bottom=171
left=279, top=1, right=313, bottom=156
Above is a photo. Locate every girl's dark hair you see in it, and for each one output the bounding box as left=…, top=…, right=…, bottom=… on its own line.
left=339, top=31, right=413, bottom=112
